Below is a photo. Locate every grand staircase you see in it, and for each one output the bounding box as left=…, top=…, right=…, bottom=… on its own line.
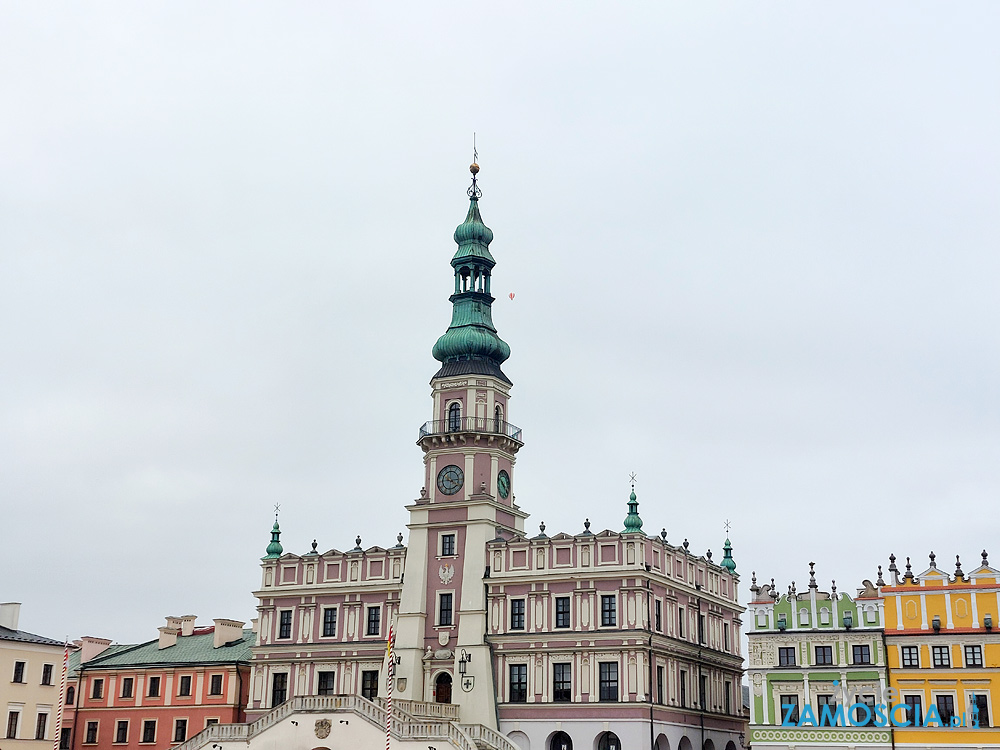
left=170, top=695, right=518, bottom=750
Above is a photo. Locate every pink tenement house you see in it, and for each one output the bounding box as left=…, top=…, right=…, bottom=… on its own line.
left=189, top=166, right=746, bottom=750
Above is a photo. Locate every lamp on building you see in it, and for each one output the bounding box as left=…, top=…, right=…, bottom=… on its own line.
left=984, top=614, right=993, bottom=631
left=932, top=615, right=941, bottom=632
left=842, top=611, right=853, bottom=630
left=459, top=649, right=471, bottom=676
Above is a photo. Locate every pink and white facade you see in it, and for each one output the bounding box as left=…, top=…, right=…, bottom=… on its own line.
left=230, top=169, right=747, bottom=750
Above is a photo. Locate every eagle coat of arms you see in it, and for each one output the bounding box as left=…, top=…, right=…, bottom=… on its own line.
left=314, top=719, right=331, bottom=739
left=439, top=563, right=455, bottom=585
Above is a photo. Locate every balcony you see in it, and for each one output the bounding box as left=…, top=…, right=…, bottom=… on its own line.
left=418, top=417, right=523, bottom=444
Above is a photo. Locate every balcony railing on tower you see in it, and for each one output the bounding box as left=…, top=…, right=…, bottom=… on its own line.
left=418, top=417, right=523, bottom=443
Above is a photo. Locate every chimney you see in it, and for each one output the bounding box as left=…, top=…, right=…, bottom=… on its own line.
left=158, top=627, right=179, bottom=650
left=80, top=637, right=112, bottom=663
left=251, top=618, right=259, bottom=633
left=165, top=616, right=184, bottom=631
left=212, top=619, right=245, bottom=648
left=179, top=615, right=197, bottom=637
left=0, top=602, right=21, bottom=631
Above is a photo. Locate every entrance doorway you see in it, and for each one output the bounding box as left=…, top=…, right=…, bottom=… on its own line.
left=435, top=673, right=452, bottom=703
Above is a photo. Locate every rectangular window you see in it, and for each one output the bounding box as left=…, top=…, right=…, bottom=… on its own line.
left=852, top=644, right=871, bottom=665
left=441, top=533, right=456, bottom=556
left=85, top=721, right=98, bottom=744
left=723, top=621, right=730, bottom=650
left=366, top=606, right=381, bottom=636
left=121, top=677, right=134, bottom=698
left=509, top=664, right=527, bottom=703
left=858, top=695, right=876, bottom=726
left=318, top=671, right=336, bottom=695
left=205, top=719, right=219, bottom=728
left=724, top=681, right=732, bottom=715
left=552, top=663, right=571, bottom=702
left=656, top=666, right=664, bottom=705
left=601, top=595, right=616, bottom=627
left=147, top=676, right=161, bottom=697
left=698, top=614, right=706, bottom=645
left=115, top=721, right=128, bottom=744
left=699, top=674, right=707, bottom=709
left=780, top=695, right=799, bottom=724
left=278, top=610, right=293, bottom=639
left=6, top=712, right=18, bottom=740
left=932, top=645, right=951, bottom=668
left=680, top=669, right=687, bottom=706
left=598, top=662, right=618, bottom=701
left=271, top=673, right=288, bottom=706
left=322, top=608, right=337, bottom=637
left=41, top=664, right=54, bottom=686
left=965, top=644, right=983, bottom=667
left=60, top=728, right=71, bottom=749
left=12, top=661, right=25, bottom=683
left=678, top=607, right=685, bottom=637
left=510, top=599, right=525, bottom=630
left=973, top=694, right=990, bottom=728
left=936, top=694, right=955, bottom=725
left=655, top=600, right=662, bottom=632
left=35, top=713, right=48, bottom=741
left=173, top=719, right=187, bottom=743
left=92, top=678, right=104, bottom=699
left=439, top=593, right=453, bottom=626
left=142, top=721, right=156, bottom=744
left=361, top=670, right=379, bottom=700
left=901, top=645, right=919, bottom=668
left=66, top=686, right=75, bottom=705
left=178, top=675, right=192, bottom=696
left=816, top=694, right=838, bottom=726
left=209, top=674, right=223, bottom=696
left=903, top=695, right=922, bottom=725
left=555, top=597, right=570, bottom=628
left=778, top=647, right=796, bottom=667
left=815, top=646, right=833, bottom=665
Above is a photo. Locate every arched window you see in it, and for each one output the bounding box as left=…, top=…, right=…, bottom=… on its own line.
left=494, top=404, right=503, bottom=433
left=598, top=732, right=621, bottom=750
left=549, top=731, right=572, bottom=750
left=448, top=403, right=461, bottom=431
left=435, top=673, right=452, bottom=704
left=66, top=686, right=75, bottom=705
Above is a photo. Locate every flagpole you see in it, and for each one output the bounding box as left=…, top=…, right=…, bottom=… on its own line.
left=385, top=625, right=394, bottom=750
left=52, top=641, right=69, bottom=750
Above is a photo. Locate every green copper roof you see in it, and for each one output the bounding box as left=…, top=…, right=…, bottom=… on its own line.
left=720, top=537, right=737, bottom=572
left=432, top=188, right=511, bottom=374
left=78, top=630, right=256, bottom=670
left=622, top=489, right=643, bottom=533
left=263, top=519, right=282, bottom=560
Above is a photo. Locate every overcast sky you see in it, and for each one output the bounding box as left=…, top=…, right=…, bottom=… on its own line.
left=2, top=3, right=998, bottom=645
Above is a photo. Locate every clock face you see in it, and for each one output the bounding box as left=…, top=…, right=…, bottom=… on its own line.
left=497, top=470, right=511, bottom=499
left=437, top=465, right=464, bottom=496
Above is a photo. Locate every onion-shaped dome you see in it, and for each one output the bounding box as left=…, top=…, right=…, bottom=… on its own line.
left=262, top=520, right=283, bottom=560
left=623, top=490, right=644, bottom=533
left=720, top=538, right=737, bottom=572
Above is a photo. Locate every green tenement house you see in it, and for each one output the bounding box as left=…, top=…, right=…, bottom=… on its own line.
left=746, top=563, right=890, bottom=750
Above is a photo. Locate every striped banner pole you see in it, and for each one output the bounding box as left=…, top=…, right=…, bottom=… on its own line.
left=52, top=641, right=69, bottom=750
left=385, top=624, right=394, bottom=750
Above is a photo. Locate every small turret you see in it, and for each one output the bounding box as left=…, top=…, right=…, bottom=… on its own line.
left=622, top=489, right=643, bottom=533
left=262, top=519, right=283, bottom=560
left=720, top=538, right=737, bottom=573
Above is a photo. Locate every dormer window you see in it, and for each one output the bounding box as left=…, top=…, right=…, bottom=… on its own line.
left=448, top=403, right=462, bottom=431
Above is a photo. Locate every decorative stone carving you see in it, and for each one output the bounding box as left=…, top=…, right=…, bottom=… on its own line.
left=438, top=631, right=450, bottom=646
left=314, top=719, right=331, bottom=739
left=439, top=563, right=455, bottom=585
left=434, top=648, right=453, bottom=660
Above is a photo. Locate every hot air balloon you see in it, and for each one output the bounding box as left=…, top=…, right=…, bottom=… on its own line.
left=509, top=292, right=515, bottom=301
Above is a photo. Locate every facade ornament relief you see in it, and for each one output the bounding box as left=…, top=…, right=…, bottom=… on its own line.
left=439, top=563, right=455, bottom=585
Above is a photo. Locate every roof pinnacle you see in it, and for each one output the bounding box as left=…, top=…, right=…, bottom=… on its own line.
left=622, top=473, right=643, bottom=533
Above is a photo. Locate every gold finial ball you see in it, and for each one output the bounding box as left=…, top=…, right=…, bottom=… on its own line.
left=470, top=162, right=480, bottom=175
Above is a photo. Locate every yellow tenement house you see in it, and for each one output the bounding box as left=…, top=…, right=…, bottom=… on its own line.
left=882, top=550, right=1000, bottom=749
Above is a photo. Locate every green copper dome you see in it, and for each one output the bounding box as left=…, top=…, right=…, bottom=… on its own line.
left=432, top=184, right=511, bottom=379
left=262, top=519, right=283, bottom=560
left=623, top=490, right=644, bottom=533
left=720, top=538, right=737, bottom=573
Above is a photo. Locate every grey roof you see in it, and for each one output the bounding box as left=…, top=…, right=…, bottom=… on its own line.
left=432, top=359, right=512, bottom=385
left=0, top=625, right=64, bottom=647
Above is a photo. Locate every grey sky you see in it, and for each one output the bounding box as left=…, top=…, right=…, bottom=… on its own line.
left=2, top=3, right=998, bottom=645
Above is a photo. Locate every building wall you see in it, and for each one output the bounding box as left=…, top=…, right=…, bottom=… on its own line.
left=0, top=639, right=67, bottom=750
left=883, top=557, right=1000, bottom=748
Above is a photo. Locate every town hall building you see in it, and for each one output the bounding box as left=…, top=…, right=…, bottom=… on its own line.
left=172, top=165, right=746, bottom=750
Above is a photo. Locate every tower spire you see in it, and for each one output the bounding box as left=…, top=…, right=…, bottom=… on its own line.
left=262, top=506, right=283, bottom=560
left=431, top=162, right=511, bottom=383
left=622, top=473, right=643, bottom=533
